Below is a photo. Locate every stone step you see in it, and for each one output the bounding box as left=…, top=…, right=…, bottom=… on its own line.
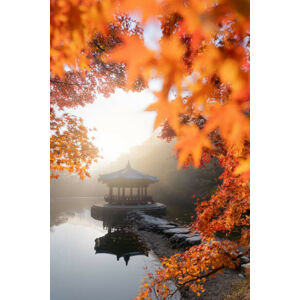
left=163, top=227, right=191, bottom=237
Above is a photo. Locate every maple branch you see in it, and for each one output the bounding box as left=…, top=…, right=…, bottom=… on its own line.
left=177, top=265, right=225, bottom=288
left=93, top=40, right=106, bottom=53
left=163, top=267, right=224, bottom=300
left=100, top=61, right=122, bottom=75
left=153, top=286, right=159, bottom=300
left=50, top=79, right=87, bottom=87
left=92, top=39, right=125, bottom=77
left=171, top=249, right=250, bottom=294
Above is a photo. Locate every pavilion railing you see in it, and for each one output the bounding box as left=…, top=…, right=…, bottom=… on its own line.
left=104, top=195, right=154, bottom=205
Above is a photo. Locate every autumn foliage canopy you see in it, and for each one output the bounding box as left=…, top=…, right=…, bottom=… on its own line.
left=51, top=0, right=250, bottom=298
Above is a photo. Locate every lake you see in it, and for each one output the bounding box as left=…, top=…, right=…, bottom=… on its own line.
left=50, top=197, right=162, bottom=300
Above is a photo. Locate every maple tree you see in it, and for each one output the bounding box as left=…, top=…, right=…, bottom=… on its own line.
left=51, top=0, right=250, bottom=298
left=50, top=9, right=144, bottom=178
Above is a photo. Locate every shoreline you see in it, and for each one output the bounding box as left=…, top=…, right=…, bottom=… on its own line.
left=129, top=212, right=248, bottom=300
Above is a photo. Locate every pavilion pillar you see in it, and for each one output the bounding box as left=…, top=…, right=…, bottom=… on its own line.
left=130, top=187, right=133, bottom=196
left=137, top=187, right=140, bottom=198
left=145, top=186, right=147, bottom=196
left=122, top=187, right=125, bottom=197
left=118, top=187, right=120, bottom=199
left=109, top=186, right=112, bottom=197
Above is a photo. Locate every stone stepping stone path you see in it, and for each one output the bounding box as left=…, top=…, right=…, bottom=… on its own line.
left=156, top=224, right=177, bottom=233
left=163, top=227, right=191, bottom=237
left=185, top=235, right=202, bottom=246
left=169, top=233, right=202, bottom=247
left=130, top=212, right=250, bottom=276
left=169, top=233, right=191, bottom=243
left=131, top=211, right=202, bottom=248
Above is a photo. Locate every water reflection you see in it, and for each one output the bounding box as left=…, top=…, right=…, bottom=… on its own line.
left=91, top=206, right=149, bottom=266
left=95, top=229, right=149, bottom=266
left=51, top=197, right=161, bottom=300
left=51, top=196, right=103, bottom=228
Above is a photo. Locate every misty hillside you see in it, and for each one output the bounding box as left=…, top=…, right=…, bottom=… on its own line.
left=51, top=135, right=223, bottom=223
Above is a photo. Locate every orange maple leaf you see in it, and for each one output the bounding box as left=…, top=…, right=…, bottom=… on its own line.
left=175, top=125, right=211, bottom=167
left=106, top=35, right=155, bottom=87
left=203, top=102, right=249, bottom=147
left=146, top=95, right=186, bottom=130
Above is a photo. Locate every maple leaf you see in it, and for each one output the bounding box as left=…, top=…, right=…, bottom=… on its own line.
left=146, top=98, right=171, bottom=130
left=106, top=35, right=155, bottom=87
left=146, top=94, right=185, bottom=130
left=203, top=102, right=250, bottom=148
left=175, top=125, right=211, bottom=167
left=219, top=58, right=245, bottom=98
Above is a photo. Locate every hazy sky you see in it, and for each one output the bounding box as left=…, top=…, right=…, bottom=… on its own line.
left=67, top=20, right=163, bottom=167
left=68, top=89, right=157, bottom=165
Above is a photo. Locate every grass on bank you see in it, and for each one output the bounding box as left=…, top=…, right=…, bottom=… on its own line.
left=223, top=277, right=250, bottom=300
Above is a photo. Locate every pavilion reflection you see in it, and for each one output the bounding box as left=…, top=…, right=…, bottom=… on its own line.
left=94, top=229, right=149, bottom=266
left=93, top=211, right=149, bottom=266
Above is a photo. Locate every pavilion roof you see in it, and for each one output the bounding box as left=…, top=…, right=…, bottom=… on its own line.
left=98, top=161, right=159, bottom=185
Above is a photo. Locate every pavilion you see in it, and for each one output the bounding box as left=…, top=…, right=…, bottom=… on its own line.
left=98, top=161, right=159, bottom=205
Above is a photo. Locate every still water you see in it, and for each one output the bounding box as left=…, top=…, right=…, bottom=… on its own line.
left=50, top=197, right=161, bottom=300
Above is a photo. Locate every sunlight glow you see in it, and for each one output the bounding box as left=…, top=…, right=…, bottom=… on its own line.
left=68, top=89, right=157, bottom=164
